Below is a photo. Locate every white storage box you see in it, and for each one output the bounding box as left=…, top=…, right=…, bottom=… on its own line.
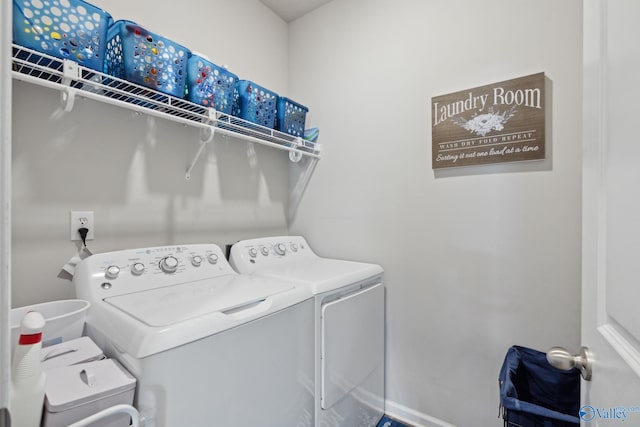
left=11, top=299, right=90, bottom=353
left=41, top=336, right=104, bottom=371
left=42, top=359, right=136, bottom=427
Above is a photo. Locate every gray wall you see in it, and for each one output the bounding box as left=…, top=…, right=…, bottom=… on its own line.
left=288, top=1, right=583, bottom=426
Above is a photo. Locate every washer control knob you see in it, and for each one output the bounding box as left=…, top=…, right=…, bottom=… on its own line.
left=274, top=243, right=286, bottom=256
left=248, top=248, right=258, bottom=258
left=207, top=254, right=219, bottom=265
left=131, top=262, right=145, bottom=276
left=260, top=246, right=269, bottom=256
left=160, top=256, right=179, bottom=273
left=290, top=243, right=298, bottom=252
left=105, top=265, right=120, bottom=280
left=192, top=255, right=203, bottom=267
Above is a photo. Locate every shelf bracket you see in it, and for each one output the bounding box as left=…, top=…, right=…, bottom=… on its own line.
left=60, top=87, right=77, bottom=112
left=185, top=108, right=217, bottom=181
left=60, top=59, right=81, bottom=113
left=288, top=137, right=303, bottom=163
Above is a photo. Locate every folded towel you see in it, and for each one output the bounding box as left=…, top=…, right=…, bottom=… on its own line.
left=303, top=127, right=319, bottom=142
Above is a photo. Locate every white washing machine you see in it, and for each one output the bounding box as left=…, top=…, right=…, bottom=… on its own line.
left=230, top=236, right=385, bottom=427
left=73, top=244, right=314, bottom=427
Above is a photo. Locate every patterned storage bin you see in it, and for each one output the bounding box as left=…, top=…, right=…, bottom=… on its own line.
left=235, top=80, right=278, bottom=129
left=105, top=20, right=190, bottom=98
left=276, top=97, right=308, bottom=137
left=187, top=53, right=238, bottom=113
left=13, top=0, right=113, bottom=71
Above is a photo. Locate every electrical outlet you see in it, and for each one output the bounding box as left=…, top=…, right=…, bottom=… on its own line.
left=70, top=211, right=95, bottom=241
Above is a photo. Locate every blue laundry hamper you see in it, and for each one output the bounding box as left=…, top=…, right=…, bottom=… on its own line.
left=499, top=346, right=580, bottom=427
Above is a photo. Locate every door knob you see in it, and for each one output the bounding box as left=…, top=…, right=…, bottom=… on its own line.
left=547, top=346, right=592, bottom=381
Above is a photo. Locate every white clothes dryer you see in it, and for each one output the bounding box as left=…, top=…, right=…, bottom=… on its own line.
left=73, top=244, right=314, bottom=427
left=230, top=236, right=385, bottom=427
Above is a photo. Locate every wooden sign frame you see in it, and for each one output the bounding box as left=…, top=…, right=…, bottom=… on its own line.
left=431, top=72, right=545, bottom=169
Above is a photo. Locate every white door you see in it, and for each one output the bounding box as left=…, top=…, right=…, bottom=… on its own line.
left=581, top=0, right=640, bottom=424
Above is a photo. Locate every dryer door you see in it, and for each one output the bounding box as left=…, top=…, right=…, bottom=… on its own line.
left=321, top=283, right=384, bottom=410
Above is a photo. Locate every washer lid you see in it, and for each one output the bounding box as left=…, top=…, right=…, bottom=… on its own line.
left=105, top=274, right=294, bottom=327
left=257, top=258, right=383, bottom=294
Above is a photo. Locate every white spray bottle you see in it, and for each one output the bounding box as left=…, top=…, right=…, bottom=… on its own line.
left=9, top=310, right=46, bottom=427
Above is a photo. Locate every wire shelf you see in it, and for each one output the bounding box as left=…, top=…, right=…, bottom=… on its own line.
left=11, top=44, right=320, bottom=159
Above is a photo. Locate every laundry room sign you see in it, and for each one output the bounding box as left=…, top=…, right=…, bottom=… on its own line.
left=431, top=72, right=545, bottom=169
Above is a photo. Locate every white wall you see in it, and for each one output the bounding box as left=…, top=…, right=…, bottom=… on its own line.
left=1, top=0, right=13, bottom=411
left=11, top=0, right=290, bottom=307
left=289, top=1, right=583, bottom=426
left=11, top=0, right=583, bottom=425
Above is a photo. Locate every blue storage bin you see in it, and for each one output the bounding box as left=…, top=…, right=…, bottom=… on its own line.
left=499, top=346, right=580, bottom=427
left=235, top=80, right=278, bottom=128
left=187, top=54, right=238, bottom=113
left=276, top=97, right=308, bottom=137
left=13, top=0, right=112, bottom=71
left=105, top=20, right=190, bottom=98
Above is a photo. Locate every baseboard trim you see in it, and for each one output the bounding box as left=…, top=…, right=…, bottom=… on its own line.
left=384, top=400, right=457, bottom=427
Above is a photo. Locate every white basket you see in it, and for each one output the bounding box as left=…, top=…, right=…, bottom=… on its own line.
left=11, top=299, right=90, bottom=354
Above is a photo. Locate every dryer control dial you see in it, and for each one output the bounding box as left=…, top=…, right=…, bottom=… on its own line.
left=191, top=255, right=203, bottom=267
left=159, top=256, right=179, bottom=273
left=260, top=246, right=269, bottom=256
left=290, top=243, right=298, bottom=252
left=207, top=254, right=219, bottom=265
left=105, top=265, right=120, bottom=280
left=274, top=243, right=286, bottom=256
left=248, top=248, right=258, bottom=258
left=131, top=262, right=145, bottom=276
